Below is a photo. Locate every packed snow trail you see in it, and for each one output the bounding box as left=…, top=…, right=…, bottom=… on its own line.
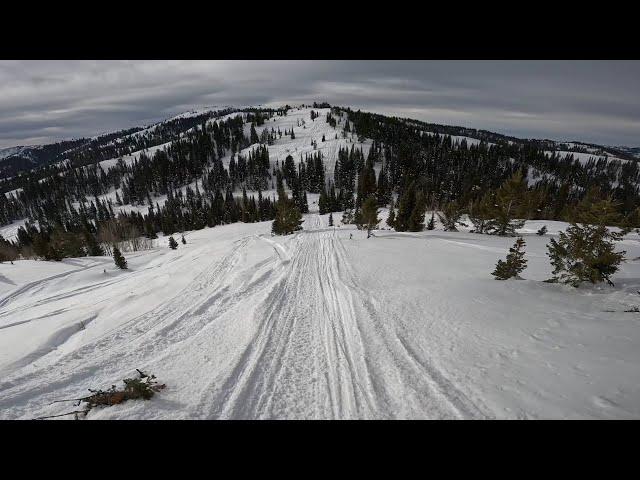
left=210, top=219, right=381, bottom=419
left=204, top=215, right=482, bottom=419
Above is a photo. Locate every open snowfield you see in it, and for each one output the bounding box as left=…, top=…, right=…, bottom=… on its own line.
left=1, top=208, right=640, bottom=419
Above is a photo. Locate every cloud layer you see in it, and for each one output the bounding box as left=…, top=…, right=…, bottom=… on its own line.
left=1, top=60, right=638, bottom=149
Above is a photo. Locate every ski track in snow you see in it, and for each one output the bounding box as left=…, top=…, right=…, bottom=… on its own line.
left=0, top=214, right=487, bottom=419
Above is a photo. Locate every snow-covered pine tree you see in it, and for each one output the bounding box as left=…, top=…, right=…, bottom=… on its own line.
left=168, top=236, right=178, bottom=250
left=537, top=225, right=548, bottom=236
left=113, top=245, right=127, bottom=270
left=492, top=237, right=527, bottom=280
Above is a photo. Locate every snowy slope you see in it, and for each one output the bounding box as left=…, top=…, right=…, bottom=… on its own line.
left=545, top=150, right=630, bottom=165
left=80, top=107, right=369, bottom=217
left=1, top=208, right=640, bottom=419
left=0, top=146, right=29, bottom=161
left=234, top=107, right=372, bottom=177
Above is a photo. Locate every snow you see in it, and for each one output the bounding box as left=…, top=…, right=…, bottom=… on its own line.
left=3, top=187, right=23, bottom=199
left=0, top=218, right=28, bottom=241
left=97, top=141, right=173, bottom=171
left=235, top=107, right=372, bottom=178
left=422, top=131, right=495, bottom=148
left=1, top=210, right=640, bottom=419
left=0, top=146, right=28, bottom=160
left=545, top=150, right=629, bottom=165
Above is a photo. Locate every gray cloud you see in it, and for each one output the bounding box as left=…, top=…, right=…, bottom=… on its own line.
left=0, top=60, right=638, bottom=149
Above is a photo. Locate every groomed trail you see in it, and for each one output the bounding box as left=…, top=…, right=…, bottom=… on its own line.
left=0, top=214, right=484, bottom=419
left=2, top=212, right=640, bottom=419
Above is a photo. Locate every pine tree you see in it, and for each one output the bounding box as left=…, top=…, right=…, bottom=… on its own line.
left=468, top=194, right=492, bottom=234
left=546, top=190, right=626, bottom=287
left=395, top=182, right=418, bottom=232
left=387, top=199, right=396, bottom=229
left=168, top=236, right=178, bottom=249
left=113, top=245, right=127, bottom=269
left=492, top=237, right=527, bottom=280
left=408, top=191, right=426, bottom=232
left=272, top=186, right=303, bottom=235
left=437, top=200, right=465, bottom=232
left=486, top=170, right=527, bottom=236
left=84, top=229, right=104, bottom=256
left=537, top=225, right=548, bottom=236
left=547, top=224, right=625, bottom=287
left=250, top=123, right=259, bottom=144
left=319, top=187, right=328, bottom=214
left=342, top=209, right=354, bottom=225
left=547, top=229, right=623, bottom=289
left=361, top=196, right=380, bottom=238
left=426, top=212, right=436, bottom=230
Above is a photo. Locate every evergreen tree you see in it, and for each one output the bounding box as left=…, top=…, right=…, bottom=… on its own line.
left=437, top=200, right=465, bottom=232
left=272, top=186, right=303, bottom=235
left=387, top=199, right=396, bottom=229
left=250, top=123, right=259, bottom=144
left=341, top=209, right=354, bottom=225
left=361, top=196, right=380, bottom=238
left=486, top=170, right=527, bottom=236
left=426, top=212, right=436, bottom=230
left=319, top=187, right=328, bottom=214
left=408, top=191, right=426, bottom=232
left=84, top=229, right=104, bottom=256
left=395, top=181, right=418, bottom=232
left=168, top=236, right=178, bottom=250
left=546, top=195, right=626, bottom=287
left=113, top=245, right=127, bottom=269
left=537, top=225, right=548, bottom=236
left=468, top=194, right=492, bottom=234
left=492, top=237, right=527, bottom=280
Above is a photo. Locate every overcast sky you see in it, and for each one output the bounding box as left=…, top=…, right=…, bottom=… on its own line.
left=1, top=60, right=639, bottom=149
